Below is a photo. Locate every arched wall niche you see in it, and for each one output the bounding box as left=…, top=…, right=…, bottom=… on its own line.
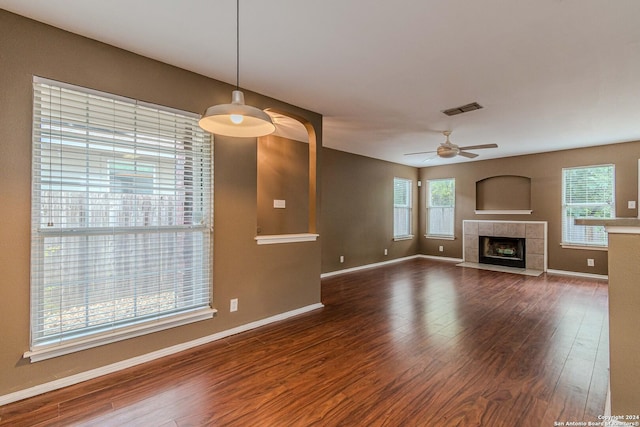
left=475, top=175, right=532, bottom=213
left=255, top=109, right=319, bottom=243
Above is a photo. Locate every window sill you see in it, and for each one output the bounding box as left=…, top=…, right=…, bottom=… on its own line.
left=24, top=307, right=216, bottom=363
left=424, top=235, right=455, bottom=241
left=560, top=243, right=608, bottom=252
left=393, top=235, right=414, bottom=241
left=255, top=233, right=319, bottom=245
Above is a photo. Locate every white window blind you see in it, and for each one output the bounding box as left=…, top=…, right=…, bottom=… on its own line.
left=393, top=177, right=413, bottom=238
left=427, top=178, right=455, bottom=237
left=562, top=164, right=614, bottom=247
left=30, top=78, right=213, bottom=354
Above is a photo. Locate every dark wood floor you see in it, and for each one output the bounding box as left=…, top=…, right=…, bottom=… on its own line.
left=1, top=259, right=610, bottom=426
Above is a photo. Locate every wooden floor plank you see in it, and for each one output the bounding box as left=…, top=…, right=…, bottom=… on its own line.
left=0, top=259, right=610, bottom=426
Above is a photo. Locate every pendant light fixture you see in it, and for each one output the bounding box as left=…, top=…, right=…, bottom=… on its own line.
left=199, top=0, right=276, bottom=137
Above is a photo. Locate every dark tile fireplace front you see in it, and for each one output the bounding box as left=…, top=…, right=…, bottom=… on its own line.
left=479, top=236, right=526, bottom=269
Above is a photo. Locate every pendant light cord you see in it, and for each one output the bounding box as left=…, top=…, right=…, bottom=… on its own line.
left=236, top=0, right=240, bottom=91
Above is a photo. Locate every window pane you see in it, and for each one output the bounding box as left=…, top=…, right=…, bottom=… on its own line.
left=31, top=78, right=212, bottom=348
left=393, top=178, right=412, bottom=237
left=562, top=165, right=614, bottom=246
left=36, top=231, right=209, bottom=340
left=394, top=178, right=409, bottom=207
left=427, top=178, right=455, bottom=237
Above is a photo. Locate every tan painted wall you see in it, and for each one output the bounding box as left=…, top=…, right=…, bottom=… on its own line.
left=0, top=10, right=322, bottom=395
left=420, top=142, right=640, bottom=275
left=257, top=135, right=309, bottom=235
left=476, top=175, right=532, bottom=211
left=321, top=148, right=419, bottom=273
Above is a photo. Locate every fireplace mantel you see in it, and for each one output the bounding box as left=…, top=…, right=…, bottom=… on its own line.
left=462, top=220, right=548, bottom=272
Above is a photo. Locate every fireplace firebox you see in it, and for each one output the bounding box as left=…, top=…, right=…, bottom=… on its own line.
left=479, top=236, right=526, bottom=268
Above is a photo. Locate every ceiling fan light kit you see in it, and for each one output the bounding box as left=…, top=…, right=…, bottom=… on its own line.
left=198, top=0, right=275, bottom=138
left=404, top=130, right=498, bottom=161
left=437, top=145, right=459, bottom=158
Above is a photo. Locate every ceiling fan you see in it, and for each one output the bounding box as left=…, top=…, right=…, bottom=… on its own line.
left=405, top=131, right=498, bottom=160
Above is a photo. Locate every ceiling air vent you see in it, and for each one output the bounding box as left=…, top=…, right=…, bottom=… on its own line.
left=442, top=102, right=483, bottom=116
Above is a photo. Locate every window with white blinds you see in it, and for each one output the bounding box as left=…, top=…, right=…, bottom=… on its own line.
left=426, top=178, right=455, bottom=238
left=562, top=164, right=614, bottom=247
left=30, top=77, right=213, bottom=358
left=393, top=177, right=413, bottom=239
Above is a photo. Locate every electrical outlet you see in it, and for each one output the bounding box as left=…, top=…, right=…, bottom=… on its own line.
left=629, top=200, right=636, bottom=209
left=384, top=249, right=388, bottom=256
left=587, top=259, right=595, bottom=267
left=439, top=245, right=444, bottom=252
left=340, top=255, right=344, bottom=263
left=230, top=298, right=238, bottom=312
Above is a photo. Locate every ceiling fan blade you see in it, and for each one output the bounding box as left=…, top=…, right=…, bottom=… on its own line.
left=457, top=143, right=498, bottom=150
left=458, top=151, right=479, bottom=159
left=404, top=150, right=436, bottom=156
left=423, top=154, right=438, bottom=162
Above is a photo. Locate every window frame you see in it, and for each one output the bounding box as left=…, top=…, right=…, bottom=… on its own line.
left=393, top=177, right=413, bottom=240
left=28, top=77, right=214, bottom=362
left=426, top=178, right=456, bottom=239
left=561, top=164, right=615, bottom=249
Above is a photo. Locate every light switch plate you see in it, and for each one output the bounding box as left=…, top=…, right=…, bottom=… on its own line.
left=629, top=200, right=636, bottom=209
left=273, top=199, right=286, bottom=209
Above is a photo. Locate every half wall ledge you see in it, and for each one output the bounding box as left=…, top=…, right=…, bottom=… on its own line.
left=474, top=210, right=533, bottom=215
left=255, top=233, right=319, bottom=245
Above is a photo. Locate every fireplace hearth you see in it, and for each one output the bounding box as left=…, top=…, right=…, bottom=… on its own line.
left=479, top=236, right=526, bottom=269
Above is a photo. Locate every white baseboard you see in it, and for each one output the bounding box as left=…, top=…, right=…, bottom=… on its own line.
left=420, top=254, right=464, bottom=263
left=546, top=268, right=608, bottom=280
left=321, top=254, right=462, bottom=278
left=321, top=258, right=605, bottom=281
left=321, top=255, right=421, bottom=278
left=0, top=302, right=324, bottom=407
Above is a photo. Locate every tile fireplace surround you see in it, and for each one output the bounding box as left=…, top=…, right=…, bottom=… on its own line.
left=463, top=220, right=548, bottom=272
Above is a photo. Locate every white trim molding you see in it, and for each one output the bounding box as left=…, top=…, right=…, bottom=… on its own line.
left=420, top=254, right=464, bottom=263
left=560, top=243, right=608, bottom=251
left=255, top=233, right=319, bottom=245
left=1, top=303, right=324, bottom=406
left=605, top=226, right=640, bottom=235
left=321, top=255, right=421, bottom=278
left=321, top=254, right=462, bottom=278
left=393, top=235, right=414, bottom=241
left=25, top=308, right=217, bottom=363
left=424, top=235, right=455, bottom=241
left=547, top=269, right=608, bottom=280
left=474, top=210, right=533, bottom=215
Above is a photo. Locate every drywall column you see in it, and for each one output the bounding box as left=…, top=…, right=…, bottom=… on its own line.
left=576, top=218, right=640, bottom=414
left=606, top=225, right=640, bottom=415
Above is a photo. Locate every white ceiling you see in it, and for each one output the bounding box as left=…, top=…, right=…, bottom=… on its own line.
left=2, top=0, right=640, bottom=167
